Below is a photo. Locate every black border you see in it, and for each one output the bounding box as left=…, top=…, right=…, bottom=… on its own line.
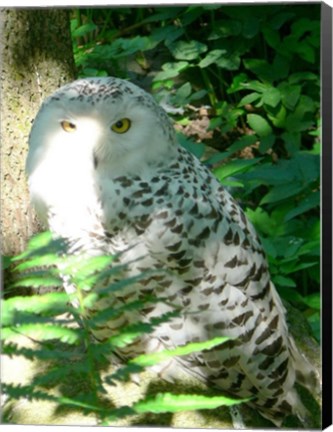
left=0, top=3, right=331, bottom=430
left=321, top=1, right=333, bottom=429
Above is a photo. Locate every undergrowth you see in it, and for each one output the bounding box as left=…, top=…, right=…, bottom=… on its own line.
left=2, top=232, right=245, bottom=425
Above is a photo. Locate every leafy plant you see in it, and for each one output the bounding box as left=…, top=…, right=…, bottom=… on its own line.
left=2, top=232, right=245, bottom=425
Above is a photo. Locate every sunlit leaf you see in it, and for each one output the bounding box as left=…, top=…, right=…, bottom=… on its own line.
left=169, top=40, right=207, bottom=61
left=284, top=191, right=319, bottom=221
left=132, top=336, right=229, bottom=367
left=134, top=392, right=249, bottom=414
left=247, top=114, right=272, bottom=137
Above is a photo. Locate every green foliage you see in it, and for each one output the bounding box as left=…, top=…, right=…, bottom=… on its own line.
left=2, top=232, right=244, bottom=425
left=70, top=5, right=322, bottom=338
left=133, top=392, right=250, bottom=414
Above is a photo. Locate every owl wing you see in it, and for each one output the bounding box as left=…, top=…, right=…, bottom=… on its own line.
left=100, top=148, right=317, bottom=423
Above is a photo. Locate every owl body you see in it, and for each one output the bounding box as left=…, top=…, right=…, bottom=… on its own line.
left=27, top=77, right=317, bottom=425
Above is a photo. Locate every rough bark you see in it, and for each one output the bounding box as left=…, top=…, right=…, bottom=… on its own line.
left=0, top=8, right=76, bottom=256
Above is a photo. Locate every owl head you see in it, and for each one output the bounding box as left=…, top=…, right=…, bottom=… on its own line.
left=26, top=77, right=177, bottom=180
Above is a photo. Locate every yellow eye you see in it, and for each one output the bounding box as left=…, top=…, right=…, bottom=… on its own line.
left=61, top=120, right=77, bottom=133
left=111, top=118, right=131, bottom=134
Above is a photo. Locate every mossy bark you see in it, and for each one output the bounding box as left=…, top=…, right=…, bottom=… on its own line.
left=0, top=8, right=76, bottom=256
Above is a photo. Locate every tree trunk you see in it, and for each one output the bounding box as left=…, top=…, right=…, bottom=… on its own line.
left=0, top=8, right=76, bottom=256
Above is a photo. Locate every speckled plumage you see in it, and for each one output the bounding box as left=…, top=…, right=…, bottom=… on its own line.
left=26, top=77, right=318, bottom=426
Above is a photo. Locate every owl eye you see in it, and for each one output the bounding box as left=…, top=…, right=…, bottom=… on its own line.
left=111, top=118, right=131, bottom=134
left=61, top=120, right=77, bottom=133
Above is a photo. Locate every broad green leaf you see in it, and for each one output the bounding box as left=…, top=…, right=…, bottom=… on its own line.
left=285, top=102, right=317, bottom=132
left=273, top=236, right=303, bottom=259
left=239, top=80, right=268, bottom=93
left=262, top=87, right=281, bottom=107
left=259, top=237, right=278, bottom=259
left=169, top=40, right=207, bottom=61
left=198, top=49, right=226, bottom=68
left=247, top=114, right=272, bottom=137
left=278, top=82, right=301, bottom=110
left=215, top=53, right=241, bottom=71
left=81, top=68, right=108, bottom=78
left=272, top=275, right=296, bottom=288
left=243, top=59, right=274, bottom=82
left=284, top=191, right=319, bottom=221
left=280, top=261, right=317, bottom=275
left=174, top=82, right=192, bottom=102
left=227, top=73, right=248, bottom=93
left=189, top=89, right=208, bottom=101
left=2, top=324, right=80, bottom=344
left=213, top=158, right=260, bottom=182
left=2, top=292, right=70, bottom=325
left=281, top=131, right=301, bottom=155
left=219, top=179, right=244, bottom=188
left=238, top=92, right=261, bottom=107
left=154, top=61, right=189, bottom=81
left=262, top=26, right=280, bottom=48
left=296, top=152, right=319, bottom=183
left=277, top=286, right=305, bottom=304
left=260, top=183, right=305, bottom=204
left=114, top=36, right=157, bottom=56
left=288, top=71, right=318, bottom=84
left=291, top=17, right=318, bottom=39
left=240, top=162, right=292, bottom=185
left=298, top=239, right=320, bottom=257
left=134, top=392, right=249, bottom=414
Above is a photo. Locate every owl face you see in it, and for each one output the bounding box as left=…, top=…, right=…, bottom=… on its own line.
left=26, top=77, right=177, bottom=180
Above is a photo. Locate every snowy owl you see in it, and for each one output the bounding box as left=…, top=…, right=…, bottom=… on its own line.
left=26, top=77, right=318, bottom=426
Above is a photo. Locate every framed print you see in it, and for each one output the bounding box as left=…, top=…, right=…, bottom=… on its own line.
left=1, top=1, right=331, bottom=430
